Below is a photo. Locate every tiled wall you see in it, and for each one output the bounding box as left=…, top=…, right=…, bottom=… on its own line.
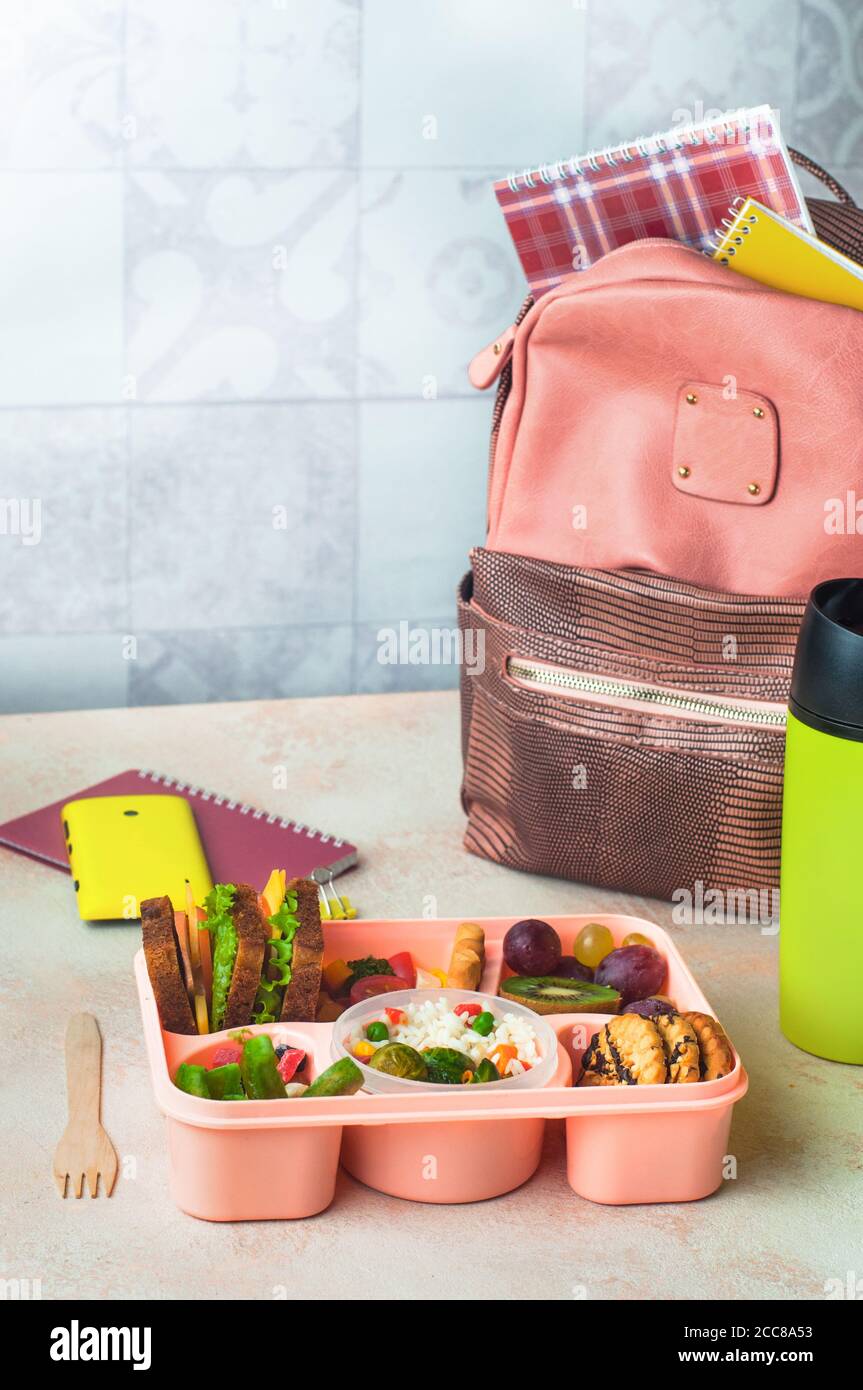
left=1, top=0, right=861, bottom=713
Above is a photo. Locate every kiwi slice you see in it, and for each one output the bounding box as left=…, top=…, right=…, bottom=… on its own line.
left=500, top=976, right=621, bottom=1015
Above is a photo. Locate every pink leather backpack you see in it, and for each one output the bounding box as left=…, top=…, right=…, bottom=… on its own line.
left=470, top=152, right=863, bottom=598
left=458, top=153, right=863, bottom=901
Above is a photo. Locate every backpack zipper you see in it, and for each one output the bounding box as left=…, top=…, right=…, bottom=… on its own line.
left=506, top=659, right=788, bottom=728
left=486, top=293, right=533, bottom=493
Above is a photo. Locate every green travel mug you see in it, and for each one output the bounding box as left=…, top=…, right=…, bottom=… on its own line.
left=780, top=578, right=863, bottom=1063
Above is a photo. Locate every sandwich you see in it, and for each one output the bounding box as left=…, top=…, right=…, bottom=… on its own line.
left=141, top=894, right=199, bottom=1035
left=141, top=871, right=324, bottom=1035
left=205, top=881, right=271, bottom=1031
left=246, top=871, right=325, bottom=1027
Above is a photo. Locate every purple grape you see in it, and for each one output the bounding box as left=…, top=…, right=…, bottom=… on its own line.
left=503, top=919, right=562, bottom=976
left=555, top=955, right=594, bottom=982
left=594, top=945, right=666, bottom=1005
left=625, top=997, right=673, bottom=1018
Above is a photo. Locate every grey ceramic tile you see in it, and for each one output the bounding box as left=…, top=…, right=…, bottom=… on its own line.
left=354, top=619, right=464, bottom=694
left=0, top=409, right=127, bottom=635
left=792, top=0, right=863, bottom=167
left=356, top=399, right=488, bottom=622
left=358, top=170, right=523, bottom=397
left=126, top=170, right=357, bottom=401
left=128, top=403, right=355, bottom=631
left=0, top=1, right=123, bottom=169
left=0, top=633, right=129, bottom=714
left=361, top=0, right=586, bottom=168
left=0, top=0, right=831, bottom=726
left=585, top=0, right=800, bottom=151
left=128, top=624, right=352, bottom=704
left=125, top=0, right=360, bottom=168
left=0, top=173, right=123, bottom=405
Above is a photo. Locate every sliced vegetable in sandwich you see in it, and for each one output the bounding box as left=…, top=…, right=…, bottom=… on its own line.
left=141, top=870, right=325, bottom=1035
left=205, top=882, right=271, bottom=1032
left=252, top=870, right=304, bottom=1024
left=257, top=872, right=325, bottom=1024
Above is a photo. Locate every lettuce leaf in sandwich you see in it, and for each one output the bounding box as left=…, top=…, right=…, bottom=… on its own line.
left=206, top=883, right=239, bottom=1032
left=253, top=891, right=301, bottom=1024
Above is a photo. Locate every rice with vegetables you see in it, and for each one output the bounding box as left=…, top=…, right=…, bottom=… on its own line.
left=350, top=998, right=542, bottom=1076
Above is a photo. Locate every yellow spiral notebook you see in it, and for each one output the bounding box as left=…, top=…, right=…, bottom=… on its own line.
left=712, top=196, right=863, bottom=312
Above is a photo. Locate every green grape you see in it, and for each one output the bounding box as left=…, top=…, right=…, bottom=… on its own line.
left=573, top=922, right=614, bottom=969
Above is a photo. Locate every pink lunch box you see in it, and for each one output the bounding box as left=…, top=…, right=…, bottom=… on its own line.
left=135, top=913, right=748, bottom=1219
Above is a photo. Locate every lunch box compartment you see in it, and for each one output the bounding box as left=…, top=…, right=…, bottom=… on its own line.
left=167, top=1116, right=343, bottom=1222
left=565, top=1093, right=740, bottom=1205
left=140, top=1009, right=346, bottom=1221
left=341, top=1114, right=546, bottom=1205
left=340, top=1038, right=571, bottom=1204
left=136, top=913, right=747, bottom=1218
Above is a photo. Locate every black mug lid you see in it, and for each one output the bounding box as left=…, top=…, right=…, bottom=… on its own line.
left=791, top=578, right=863, bottom=740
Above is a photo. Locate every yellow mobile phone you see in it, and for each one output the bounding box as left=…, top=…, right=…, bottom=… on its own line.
left=62, top=795, right=213, bottom=921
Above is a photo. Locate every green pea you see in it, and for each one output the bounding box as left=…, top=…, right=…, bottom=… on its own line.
left=366, top=1021, right=389, bottom=1042
left=471, top=1011, right=495, bottom=1037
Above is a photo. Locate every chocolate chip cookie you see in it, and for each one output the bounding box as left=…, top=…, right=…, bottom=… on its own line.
left=652, top=1010, right=701, bottom=1084
left=578, top=1013, right=667, bottom=1086
left=579, top=1029, right=618, bottom=1086
left=684, top=1011, right=735, bottom=1081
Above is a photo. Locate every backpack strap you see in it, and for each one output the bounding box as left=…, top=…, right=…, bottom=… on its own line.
left=789, top=147, right=857, bottom=207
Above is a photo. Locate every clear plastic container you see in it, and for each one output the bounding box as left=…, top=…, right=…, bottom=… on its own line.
left=332, top=987, right=560, bottom=1094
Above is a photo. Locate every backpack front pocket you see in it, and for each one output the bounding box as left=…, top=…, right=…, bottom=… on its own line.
left=457, top=551, right=803, bottom=901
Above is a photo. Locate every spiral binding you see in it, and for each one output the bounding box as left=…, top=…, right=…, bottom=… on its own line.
left=136, top=768, right=342, bottom=845
left=707, top=194, right=761, bottom=262
left=504, top=109, right=771, bottom=194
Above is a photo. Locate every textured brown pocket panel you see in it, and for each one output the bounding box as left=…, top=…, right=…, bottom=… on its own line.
left=458, top=552, right=803, bottom=900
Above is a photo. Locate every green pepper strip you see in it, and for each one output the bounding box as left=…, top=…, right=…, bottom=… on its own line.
left=204, top=1062, right=243, bottom=1099
left=240, top=1034, right=287, bottom=1099
left=173, top=1063, right=210, bottom=1098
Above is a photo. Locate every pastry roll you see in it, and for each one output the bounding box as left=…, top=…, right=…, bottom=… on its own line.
left=447, top=921, right=485, bottom=991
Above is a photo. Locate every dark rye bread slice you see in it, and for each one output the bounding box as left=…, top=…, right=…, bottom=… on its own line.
left=221, top=883, right=270, bottom=1030
left=280, top=876, right=324, bottom=1022
left=141, top=895, right=196, bottom=1035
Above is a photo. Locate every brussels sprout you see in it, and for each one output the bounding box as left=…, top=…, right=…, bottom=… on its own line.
left=472, top=1057, right=501, bottom=1084
left=422, top=1047, right=476, bottom=1085
left=367, top=1043, right=428, bottom=1080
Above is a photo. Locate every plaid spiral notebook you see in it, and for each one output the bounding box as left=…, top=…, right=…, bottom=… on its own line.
left=495, top=106, right=813, bottom=298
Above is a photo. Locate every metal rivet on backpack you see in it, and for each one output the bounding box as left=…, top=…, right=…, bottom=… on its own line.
left=685, top=392, right=698, bottom=404
left=678, top=466, right=691, bottom=478
left=748, top=482, right=760, bottom=495
left=493, top=342, right=502, bottom=355
left=753, top=406, right=765, bottom=418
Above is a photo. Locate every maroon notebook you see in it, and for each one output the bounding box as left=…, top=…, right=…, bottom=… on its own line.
left=0, top=769, right=357, bottom=886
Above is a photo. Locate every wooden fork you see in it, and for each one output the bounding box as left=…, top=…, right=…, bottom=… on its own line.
left=52, top=1013, right=118, bottom=1198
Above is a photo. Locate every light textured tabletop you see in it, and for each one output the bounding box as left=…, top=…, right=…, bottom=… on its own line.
left=1, top=692, right=858, bottom=1302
